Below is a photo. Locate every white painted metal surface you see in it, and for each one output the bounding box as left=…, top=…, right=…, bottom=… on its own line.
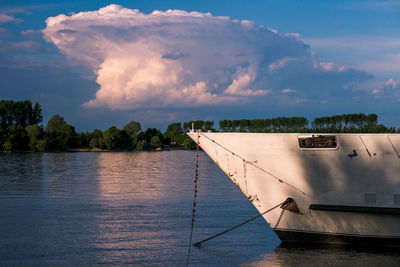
left=188, top=132, right=400, bottom=239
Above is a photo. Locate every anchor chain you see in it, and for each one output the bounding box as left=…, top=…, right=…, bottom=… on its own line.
left=186, top=134, right=200, bottom=267
left=273, top=206, right=287, bottom=229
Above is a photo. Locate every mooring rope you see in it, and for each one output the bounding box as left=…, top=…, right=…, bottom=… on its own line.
left=199, top=132, right=308, bottom=196
left=186, top=136, right=200, bottom=267
left=193, top=199, right=290, bottom=247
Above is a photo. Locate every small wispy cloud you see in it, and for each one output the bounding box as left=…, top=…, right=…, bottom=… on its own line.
left=281, top=88, right=297, bottom=93
left=305, top=36, right=400, bottom=50
left=0, top=40, right=42, bottom=53
left=372, top=78, right=400, bottom=100
left=0, top=14, right=23, bottom=25
left=305, top=36, right=400, bottom=73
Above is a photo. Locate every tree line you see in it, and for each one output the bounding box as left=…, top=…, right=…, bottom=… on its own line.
left=0, top=99, right=399, bottom=152
left=219, top=114, right=398, bottom=133
left=219, top=117, right=309, bottom=132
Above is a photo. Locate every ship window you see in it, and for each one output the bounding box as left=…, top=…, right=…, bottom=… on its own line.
left=298, top=135, right=337, bottom=149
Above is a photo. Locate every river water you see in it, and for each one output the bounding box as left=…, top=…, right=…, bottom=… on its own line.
left=1, top=151, right=400, bottom=266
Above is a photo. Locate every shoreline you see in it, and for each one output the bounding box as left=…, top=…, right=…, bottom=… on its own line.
left=0, top=146, right=188, bottom=153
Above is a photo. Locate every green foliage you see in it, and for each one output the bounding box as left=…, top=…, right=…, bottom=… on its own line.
left=31, top=102, right=43, bottom=125
left=140, top=128, right=163, bottom=144
left=164, top=122, right=184, bottom=144
left=130, top=133, right=138, bottom=150
left=123, top=121, right=142, bottom=150
left=0, top=100, right=43, bottom=152
left=183, top=120, right=215, bottom=132
left=0, top=100, right=15, bottom=129
left=136, top=141, right=144, bottom=151
left=26, top=124, right=44, bottom=151
left=4, top=126, right=29, bottom=151
left=103, top=126, right=122, bottom=150
left=89, top=129, right=104, bottom=149
left=311, top=113, right=392, bottom=133
left=1, top=99, right=400, bottom=152
left=219, top=117, right=308, bottom=132
left=74, top=132, right=91, bottom=148
left=0, top=128, right=4, bottom=149
left=123, top=121, right=142, bottom=136
left=45, top=114, right=75, bottom=151
left=35, top=139, right=47, bottom=152
left=150, top=135, right=162, bottom=148
left=0, top=100, right=42, bottom=130
left=3, top=140, right=12, bottom=151
left=183, top=136, right=196, bottom=150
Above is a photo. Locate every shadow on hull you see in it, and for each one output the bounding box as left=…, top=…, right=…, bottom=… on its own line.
left=274, top=229, right=400, bottom=249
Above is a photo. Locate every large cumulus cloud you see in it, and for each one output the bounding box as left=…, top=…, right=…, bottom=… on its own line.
left=42, top=4, right=371, bottom=110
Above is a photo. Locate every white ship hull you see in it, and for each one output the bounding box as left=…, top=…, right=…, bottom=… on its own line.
left=188, top=132, right=400, bottom=246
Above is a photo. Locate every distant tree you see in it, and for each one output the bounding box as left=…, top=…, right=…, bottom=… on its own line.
left=123, top=121, right=142, bottom=150
left=31, top=102, right=43, bottom=125
left=310, top=113, right=387, bottom=133
left=89, top=129, right=104, bottom=149
left=3, top=140, right=12, bottom=151
left=35, top=139, right=47, bottom=152
left=0, top=100, right=42, bottom=130
left=74, top=132, right=91, bottom=148
left=3, top=125, right=29, bottom=151
left=123, top=121, right=142, bottom=135
left=13, top=101, right=28, bottom=128
left=183, top=136, right=196, bottom=150
left=183, top=120, right=214, bottom=132
left=164, top=122, right=184, bottom=144
left=204, top=120, right=214, bottom=131
left=150, top=135, right=162, bottom=148
left=136, top=141, right=144, bottom=151
left=45, top=114, right=75, bottom=151
left=0, top=100, right=15, bottom=129
left=103, top=126, right=122, bottom=150
left=219, top=120, right=228, bottom=132
left=239, top=119, right=249, bottom=132
left=26, top=124, right=44, bottom=151
left=0, top=128, right=4, bottom=149
left=142, top=128, right=163, bottom=144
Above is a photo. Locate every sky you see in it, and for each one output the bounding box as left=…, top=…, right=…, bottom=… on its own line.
left=0, top=0, right=399, bottom=131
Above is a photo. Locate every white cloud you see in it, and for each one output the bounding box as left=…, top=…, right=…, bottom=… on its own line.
left=304, top=37, right=400, bottom=73
left=224, top=66, right=270, bottom=96
left=0, top=40, right=42, bottom=52
left=281, top=88, right=297, bottom=93
left=0, top=14, right=23, bottom=25
left=371, top=89, right=381, bottom=95
left=384, top=78, right=397, bottom=88
left=372, top=78, right=400, bottom=100
left=305, top=37, right=400, bottom=50
left=319, top=62, right=346, bottom=72
left=42, top=5, right=371, bottom=110
left=268, top=57, right=296, bottom=72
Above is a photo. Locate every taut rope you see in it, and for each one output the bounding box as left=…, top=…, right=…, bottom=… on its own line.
left=199, top=132, right=308, bottom=196
left=193, top=199, right=291, bottom=247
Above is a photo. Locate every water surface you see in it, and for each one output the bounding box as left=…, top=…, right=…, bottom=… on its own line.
left=1, top=151, right=399, bottom=266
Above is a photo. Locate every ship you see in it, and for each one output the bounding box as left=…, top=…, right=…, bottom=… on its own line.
left=187, top=131, right=400, bottom=246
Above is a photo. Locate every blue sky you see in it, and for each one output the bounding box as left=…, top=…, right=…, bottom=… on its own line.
left=1, top=0, right=399, bottom=131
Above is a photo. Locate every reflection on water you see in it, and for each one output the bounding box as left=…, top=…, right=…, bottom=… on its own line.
left=0, top=153, right=44, bottom=195
left=249, top=245, right=400, bottom=267
left=94, top=151, right=195, bottom=200
left=0, top=151, right=399, bottom=266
